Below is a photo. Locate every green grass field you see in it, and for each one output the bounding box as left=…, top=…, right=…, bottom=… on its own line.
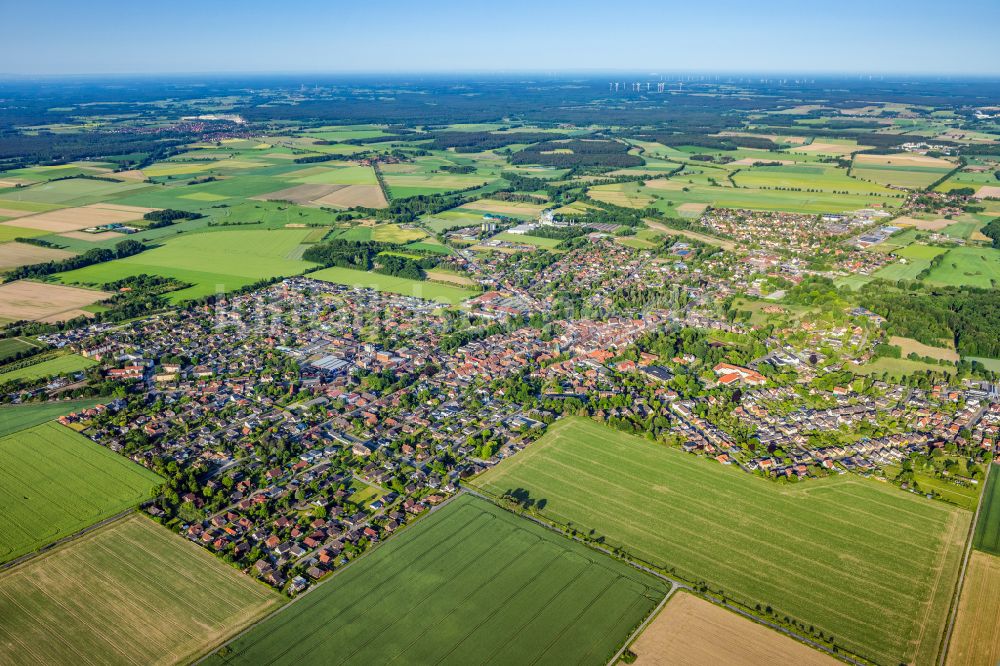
left=0, top=337, right=40, bottom=363
left=0, top=353, right=95, bottom=385
left=471, top=417, right=968, bottom=666
left=0, top=422, right=163, bottom=564
left=854, top=356, right=955, bottom=379
left=925, top=247, right=1000, bottom=289
left=972, top=465, right=1000, bottom=557
left=205, top=494, right=667, bottom=666
left=310, top=266, right=477, bottom=305
left=0, top=398, right=105, bottom=438
left=0, top=513, right=281, bottom=665
left=57, top=228, right=317, bottom=301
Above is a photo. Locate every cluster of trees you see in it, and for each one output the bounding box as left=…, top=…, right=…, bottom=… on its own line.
left=0, top=129, right=194, bottom=170
left=302, top=239, right=439, bottom=279
left=427, top=131, right=566, bottom=152
left=981, top=218, right=1000, bottom=248
left=6, top=239, right=145, bottom=281
left=511, top=140, right=642, bottom=168
left=142, top=208, right=203, bottom=228
left=859, top=284, right=1000, bottom=359
left=644, top=133, right=778, bottom=151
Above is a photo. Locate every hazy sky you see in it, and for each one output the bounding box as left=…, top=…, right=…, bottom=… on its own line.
left=3, top=0, right=999, bottom=76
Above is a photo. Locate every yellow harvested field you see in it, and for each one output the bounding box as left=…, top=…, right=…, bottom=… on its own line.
left=975, top=185, right=1000, bottom=200
left=589, top=185, right=655, bottom=208
left=4, top=203, right=155, bottom=233
left=108, top=170, right=147, bottom=182
left=892, top=216, right=952, bottom=231
left=0, top=208, right=35, bottom=219
left=889, top=336, right=960, bottom=362
left=632, top=592, right=838, bottom=666
left=0, top=179, right=32, bottom=188
left=644, top=178, right=685, bottom=191
left=464, top=199, right=548, bottom=216
left=677, top=202, right=708, bottom=216
left=970, top=231, right=992, bottom=243
left=58, top=230, right=125, bottom=242
left=314, top=184, right=387, bottom=209
left=790, top=142, right=867, bottom=155
left=855, top=153, right=956, bottom=168
left=0, top=280, right=109, bottom=322
left=946, top=552, right=1000, bottom=666
left=0, top=243, right=75, bottom=273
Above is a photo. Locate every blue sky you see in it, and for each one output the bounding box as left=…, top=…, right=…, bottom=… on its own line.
left=3, top=0, right=999, bottom=76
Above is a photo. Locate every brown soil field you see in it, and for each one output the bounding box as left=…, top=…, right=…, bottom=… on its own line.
left=677, top=203, right=709, bottom=216
left=644, top=178, right=685, bottom=191
left=107, top=170, right=147, bottom=182
left=0, top=208, right=35, bottom=219
left=6, top=203, right=155, bottom=233
left=252, top=183, right=345, bottom=206
left=892, top=216, right=952, bottom=231
left=58, top=230, right=125, bottom=242
left=0, top=280, right=109, bottom=322
left=631, top=592, right=838, bottom=666
left=314, top=184, right=387, bottom=209
left=0, top=178, right=32, bottom=188
left=0, top=243, right=75, bottom=273
left=946, top=552, right=1000, bottom=666
left=855, top=153, right=956, bottom=168
left=889, top=336, right=960, bottom=362
left=425, top=270, right=476, bottom=286
left=975, top=185, right=1000, bottom=200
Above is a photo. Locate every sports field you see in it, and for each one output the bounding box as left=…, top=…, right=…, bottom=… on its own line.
left=972, top=464, right=1000, bottom=556
left=311, top=266, right=477, bottom=305
left=0, top=398, right=104, bottom=437
left=0, top=422, right=162, bottom=564
left=631, top=591, right=838, bottom=666
left=945, top=551, right=1000, bottom=666
left=471, top=417, right=969, bottom=666
left=0, top=514, right=281, bottom=666
left=206, top=494, right=667, bottom=666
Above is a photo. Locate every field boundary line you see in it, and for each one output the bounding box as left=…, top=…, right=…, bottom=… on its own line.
left=466, top=484, right=865, bottom=666
left=0, top=508, right=135, bottom=573
left=937, top=461, right=994, bottom=666
left=191, top=490, right=467, bottom=665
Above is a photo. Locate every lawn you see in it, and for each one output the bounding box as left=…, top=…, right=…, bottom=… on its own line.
left=925, top=246, right=1000, bottom=289
left=972, top=464, right=1000, bottom=557
left=311, top=266, right=477, bottom=305
left=471, top=417, right=969, bottom=666
left=57, top=228, right=318, bottom=302
left=205, top=494, right=667, bottom=666
left=0, top=422, right=163, bottom=564
left=0, top=514, right=281, bottom=665
left=0, top=398, right=105, bottom=437
left=0, top=353, right=95, bottom=385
